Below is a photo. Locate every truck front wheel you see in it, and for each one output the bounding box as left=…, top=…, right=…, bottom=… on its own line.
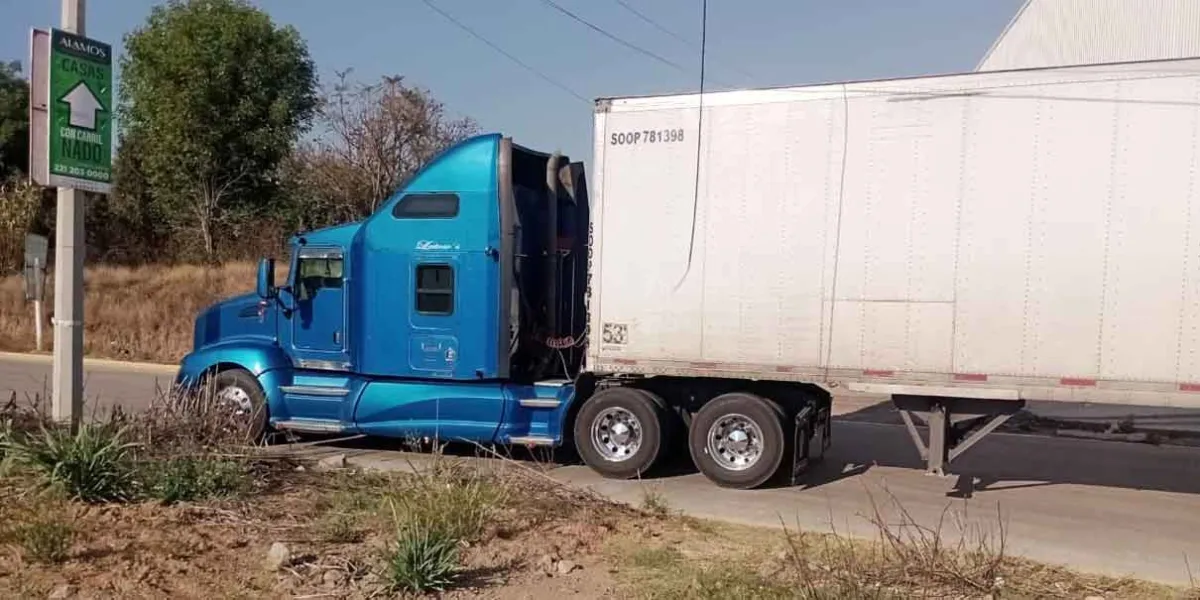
left=689, top=392, right=787, bottom=489
left=574, top=387, right=669, bottom=479
left=207, top=367, right=269, bottom=444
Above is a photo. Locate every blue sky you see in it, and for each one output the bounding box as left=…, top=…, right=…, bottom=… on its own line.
left=2, top=0, right=1022, bottom=163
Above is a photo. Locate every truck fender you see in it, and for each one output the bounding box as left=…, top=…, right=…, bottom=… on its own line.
left=175, top=342, right=293, bottom=421
left=557, top=374, right=596, bottom=444
left=177, top=341, right=292, bottom=383
left=558, top=373, right=685, bottom=445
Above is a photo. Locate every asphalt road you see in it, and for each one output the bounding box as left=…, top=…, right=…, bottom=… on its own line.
left=0, top=353, right=177, bottom=416
left=4, top=353, right=1200, bottom=585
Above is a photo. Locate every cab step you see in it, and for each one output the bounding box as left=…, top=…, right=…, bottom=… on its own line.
left=280, top=385, right=349, bottom=397
left=507, top=435, right=555, bottom=446
left=518, top=398, right=562, bottom=408
left=274, top=419, right=348, bottom=434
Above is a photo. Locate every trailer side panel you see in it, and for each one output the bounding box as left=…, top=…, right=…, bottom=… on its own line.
left=588, top=59, right=1200, bottom=407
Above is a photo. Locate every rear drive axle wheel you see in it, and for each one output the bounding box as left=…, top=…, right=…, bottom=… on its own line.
left=574, top=387, right=669, bottom=479
left=689, top=392, right=787, bottom=489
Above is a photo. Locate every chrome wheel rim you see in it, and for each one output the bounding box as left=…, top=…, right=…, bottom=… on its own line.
left=590, top=407, right=643, bottom=462
left=216, top=384, right=253, bottom=416
left=707, top=413, right=764, bottom=471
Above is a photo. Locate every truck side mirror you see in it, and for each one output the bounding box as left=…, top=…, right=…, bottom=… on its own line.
left=256, top=258, right=277, bottom=299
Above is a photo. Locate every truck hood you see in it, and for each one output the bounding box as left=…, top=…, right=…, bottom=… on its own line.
left=192, top=292, right=276, bottom=350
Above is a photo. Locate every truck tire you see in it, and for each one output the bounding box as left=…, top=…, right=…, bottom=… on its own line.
left=574, top=387, right=669, bottom=479
left=688, top=392, right=786, bottom=489
left=209, top=368, right=269, bottom=443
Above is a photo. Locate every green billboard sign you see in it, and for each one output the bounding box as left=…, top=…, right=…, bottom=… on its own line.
left=47, top=28, right=112, bottom=194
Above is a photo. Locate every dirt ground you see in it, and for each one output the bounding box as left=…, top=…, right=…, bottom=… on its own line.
left=0, top=453, right=1190, bottom=600
left=0, top=466, right=633, bottom=599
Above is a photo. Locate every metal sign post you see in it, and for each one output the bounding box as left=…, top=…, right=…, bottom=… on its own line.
left=34, top=258, right=44, bottom=352
left=29, top=0, right=107, bottom=429
left=23, top=234, right=49, bottom=351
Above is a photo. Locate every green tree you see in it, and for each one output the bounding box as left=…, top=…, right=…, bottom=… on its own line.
left=0, top=61, right=30, bottom=179
left=119, top=0, right=318, bottom=259
left=96, top=131, right=169, bottom=263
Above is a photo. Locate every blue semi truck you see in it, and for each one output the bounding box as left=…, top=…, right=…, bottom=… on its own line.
left=176, top=131, right=832, bottom=489
left=177, top=60, right=1200, bottom=489
left=189, top=58, right=1193, bottom=488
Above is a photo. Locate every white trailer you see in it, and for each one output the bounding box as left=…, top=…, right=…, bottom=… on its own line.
left=581, top=57, right=1200, bottom=485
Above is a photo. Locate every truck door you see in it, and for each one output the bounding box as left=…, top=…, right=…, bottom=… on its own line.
left=407, top=249, right=493, bottom=379
left=291, top=246, right=349, bottom=369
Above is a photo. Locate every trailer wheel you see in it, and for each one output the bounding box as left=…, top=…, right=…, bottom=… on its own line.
left=574, top=387, right=668, bottom=479
left=207, top=367, right=269, bottom=443
left=688, top=392, right=786, bottom=489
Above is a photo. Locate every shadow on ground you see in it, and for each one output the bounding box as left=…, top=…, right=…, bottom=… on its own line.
left=277, top=397, right=1200, bottom=501
left=822, top=397, right=1200, bottom=498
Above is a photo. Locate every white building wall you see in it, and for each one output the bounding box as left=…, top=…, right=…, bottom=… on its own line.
left=978, top=0, right=1200, bottom=71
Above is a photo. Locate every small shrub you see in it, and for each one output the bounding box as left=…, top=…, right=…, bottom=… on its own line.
left=326, top=486, right=381, bottom=514
left=641, top=487, right=671, bottom=517
left=385, top=515, right=461, bottom=593
left=117, top=385, right=260, bottom=456
left=7, top=422, right=138, bottom=503
left=387, top=461, right=509, bottom=542
left=3, top=499, right=76, bottom=564
left=682, top=567, right=797, bottom=599
left=319, top=511, right=365, bottom=544
left=142, top=456, right=248, bottom=504
left=630, top=546, right=683, bottom=570
left=12, top=518, right=74, bottom=564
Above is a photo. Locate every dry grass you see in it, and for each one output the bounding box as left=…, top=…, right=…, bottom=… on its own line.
left=0, top=262, right=274, bottom=363
left=609, top=509, right=1187, bottom=600
left=1, top=392, right=1194, bottom=599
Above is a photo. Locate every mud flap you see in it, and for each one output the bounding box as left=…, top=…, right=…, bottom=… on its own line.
left=790, top=403, right=832, bottom=486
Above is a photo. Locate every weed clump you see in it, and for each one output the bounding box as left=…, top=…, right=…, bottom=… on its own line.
left=1, top=388, right=262, bottom=506
left=142, top=456, right=248, bottom=504
left=387, top=461, right=510, bottom=542
left=1, top=496, right=77, bottom=565
left=4, top=423, right=139, bottom=503
left=640, top=486, right=671, bottom=518
left=11, top=517, right=75, bottom=564
left=319, top=511, right=366, bottom=544
left=379, top=458, right=513, bottom=593
left=385, top=516, right=461, bottom=594
left=683, top=567, right=798, bottom=599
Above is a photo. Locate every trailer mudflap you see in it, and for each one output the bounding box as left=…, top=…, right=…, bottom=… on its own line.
left=790, top=403, right=832, bottom=485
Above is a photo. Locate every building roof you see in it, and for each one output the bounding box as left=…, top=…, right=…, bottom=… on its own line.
left=978, top=0, right=1200, bottom=71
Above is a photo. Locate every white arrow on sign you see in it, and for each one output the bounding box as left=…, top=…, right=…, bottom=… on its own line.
left=61, top=82, right=103, bottom=130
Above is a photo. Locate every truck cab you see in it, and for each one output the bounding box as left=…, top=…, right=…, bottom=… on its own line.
left=177, top=133, right=591, bottom=448
left=180, top=130, right=831, bottom=491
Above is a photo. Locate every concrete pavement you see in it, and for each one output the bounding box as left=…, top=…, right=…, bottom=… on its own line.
left=4, top=353, right=1200, bottom=585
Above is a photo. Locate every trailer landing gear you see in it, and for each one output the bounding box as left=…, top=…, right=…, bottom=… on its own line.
left=893, top=395, right=1026, bottom=476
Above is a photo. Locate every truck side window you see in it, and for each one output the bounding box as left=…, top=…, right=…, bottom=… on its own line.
left=296, top=255, right=343, bottom=301
left=415, top=264, right=454, bottom=315
left=393, top=193, right=460, bottom=219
